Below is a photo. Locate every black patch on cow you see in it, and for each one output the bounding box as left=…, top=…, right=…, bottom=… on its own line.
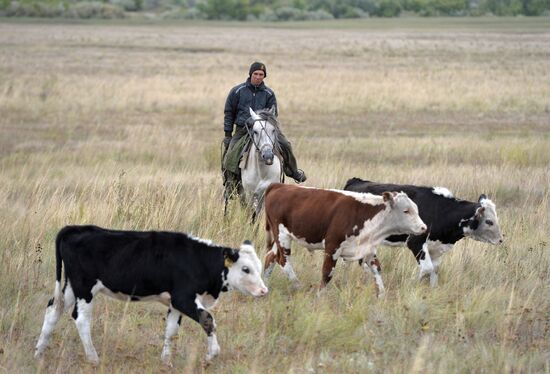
left=345, top=178, right=484, bottom=259
left=51, top=225, right=237, bottom=335
left=221, top=268, right=229, bottom=292
left=47, top=298, right=54, bottom=307
left=223, top=248, right=240, bottom=264
left=199, top=309, right=215, bottom=335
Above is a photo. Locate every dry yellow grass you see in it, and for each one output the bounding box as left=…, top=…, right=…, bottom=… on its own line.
left=0, top=19, right=549, bottom=373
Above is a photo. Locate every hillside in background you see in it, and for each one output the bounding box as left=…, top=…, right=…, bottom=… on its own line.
left=2, top=0, right=550, bottom=19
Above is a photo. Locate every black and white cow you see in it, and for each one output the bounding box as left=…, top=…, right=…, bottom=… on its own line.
left=35, top=225, right=268, bottom=365
left=344, top=178, right=503, bottom=286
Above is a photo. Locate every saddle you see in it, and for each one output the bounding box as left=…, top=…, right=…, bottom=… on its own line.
left=223, top=136, right=251, bottom=176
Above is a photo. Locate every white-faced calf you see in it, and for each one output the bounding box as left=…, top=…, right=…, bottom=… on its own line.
left=35, top=225, right=268, bottom=365
left=263, top=184, right=426, bottom=297
left=344, top=177, right=504, bottom=286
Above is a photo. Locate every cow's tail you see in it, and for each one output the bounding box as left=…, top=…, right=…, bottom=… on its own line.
left=52, top=229, right=65, bottom=310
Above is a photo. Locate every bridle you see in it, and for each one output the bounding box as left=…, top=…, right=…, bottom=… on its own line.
left=245, top=117, right=278, bottom=154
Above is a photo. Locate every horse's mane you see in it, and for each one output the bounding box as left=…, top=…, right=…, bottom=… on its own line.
left=255, top=109, right=280, bottom=130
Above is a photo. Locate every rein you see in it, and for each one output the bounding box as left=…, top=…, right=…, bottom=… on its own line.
left=245, top=118, right=278, bottom=154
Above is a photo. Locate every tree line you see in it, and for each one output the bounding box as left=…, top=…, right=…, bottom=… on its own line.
left=1, top=0, right=549, bottom=19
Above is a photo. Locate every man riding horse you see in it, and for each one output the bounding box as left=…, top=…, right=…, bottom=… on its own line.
left=222, top=62, right=306, bottom=198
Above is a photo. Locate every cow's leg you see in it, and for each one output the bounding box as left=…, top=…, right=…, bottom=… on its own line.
left=418, top=242, right=435, bottom=283
left=280, top=248, right=299, bottom=285
left=276, top=227, right=299, bottom=286
left=407, top=235, right=433, bottom=283
left=63, top=281, right=76, bottom=312
left=425, top=242, right=451, bottom=287
left=263, top=245, right=277, bottom=281
left=430, top=262, right=439, bottom=287
left=263, top=221, right=277, bottom=281
left=73, top=298, right=99, bottom=364
left=173, top=297, right=220, bottom=362
left=320, top=243, right=339, bottom=289
left=361, top=252, right=385, bottom=298
left=35, top=281, right=64, bottom=357
left=161, top=307, right=182, bottom=365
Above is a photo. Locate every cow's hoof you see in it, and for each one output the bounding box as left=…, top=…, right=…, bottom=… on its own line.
left=161, top=353, right=173, bottom=367
left=205, top=353, right=217, bottom=363
left=290, top=281, right=302, bottom=290
left=87, top=357, right=100, bottom=366
left=34, top=348, right=44, bottom=359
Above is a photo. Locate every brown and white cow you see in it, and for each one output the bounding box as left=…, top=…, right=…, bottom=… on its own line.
left=263, top=183, right=427, bottom=296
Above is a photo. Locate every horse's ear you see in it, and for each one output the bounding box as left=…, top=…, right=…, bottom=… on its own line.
left=269, top=105, right=277, bottom=116
left=249, top=108, right=261, bottom=121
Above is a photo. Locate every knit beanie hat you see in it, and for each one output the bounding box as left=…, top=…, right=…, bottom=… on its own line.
left=249, top=62, right=267, bottom=77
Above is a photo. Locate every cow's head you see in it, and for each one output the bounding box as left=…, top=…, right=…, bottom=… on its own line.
left=224, top=241, right=268, bottom=297
left=463, top=195, right=503, bottom=245
left=383, top=191, right=427, bottom=235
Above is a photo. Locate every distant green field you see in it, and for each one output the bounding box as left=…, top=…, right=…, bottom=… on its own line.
left=0, top=19, right=549, bottom=373
left=2, top=15, right=550, bottom=30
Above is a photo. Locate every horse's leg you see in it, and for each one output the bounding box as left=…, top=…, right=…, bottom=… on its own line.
left=251, top=190, right=265, bottom=223
left=223, top=188, right=229, bottom=217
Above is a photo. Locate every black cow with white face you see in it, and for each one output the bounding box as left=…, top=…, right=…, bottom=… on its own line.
left=344, top=178, right=503, bottom=286
left=35, top=225, right=268, bottom=365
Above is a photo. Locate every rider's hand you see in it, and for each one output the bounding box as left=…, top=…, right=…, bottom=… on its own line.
left=223, top=136, right=232, bottom=150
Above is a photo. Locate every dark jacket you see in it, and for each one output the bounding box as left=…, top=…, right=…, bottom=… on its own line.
left=224, top=78, right=277, bottom=134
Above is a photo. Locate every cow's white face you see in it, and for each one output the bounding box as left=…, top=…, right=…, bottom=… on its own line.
left=385, top=192, right=427, bottom=235
left=464, top=196, right=503, bottom=245
left=226, top=242, right=268, bottom=297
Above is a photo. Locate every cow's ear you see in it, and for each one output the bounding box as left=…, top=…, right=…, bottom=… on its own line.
left=478, top=194, right=487, bottom=203
left=475, top=206, right=485, bottom=218
left=223, top=248, right=240, bottom=268
left=383, top=191, right=395, bottom=207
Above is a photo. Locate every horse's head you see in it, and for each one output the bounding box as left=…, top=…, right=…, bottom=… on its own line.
left=248, top=108, right=278, bottom=165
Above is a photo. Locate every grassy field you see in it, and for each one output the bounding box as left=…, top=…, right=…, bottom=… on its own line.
left=0, top=18, right=549, bottom=373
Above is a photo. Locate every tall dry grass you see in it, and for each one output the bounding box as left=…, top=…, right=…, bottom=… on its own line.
left=0, top=19, right=549, bottom=373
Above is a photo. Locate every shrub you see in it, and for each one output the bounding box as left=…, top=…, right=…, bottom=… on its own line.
left=431, top=0, right=468, bottom=14
left=303, top=8, right=334, bottom=19
left=522, top=0, right=550, bottom=15
left=258, top=7, right=278, bottom=21
left=111, top=0, right=141, bottom=11
left=342, top=6, right=369, bottom=17
left=5, top=1, right=65, bottom=17
left=274, top=6, right=305, bottom=20
left=374, top=0, right=402, bottom=16
left=67, top=2, right=125, bottom=18
left=182, top=6, right=207, bottom=18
